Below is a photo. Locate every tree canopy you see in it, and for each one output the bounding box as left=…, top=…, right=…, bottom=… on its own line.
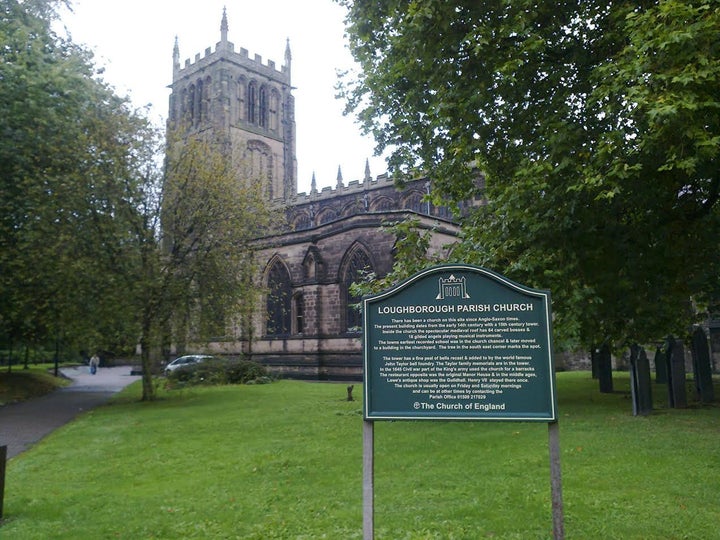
left=1, top=1, right=280, bottom=399
left=0, top=0, right=155, bottom=360
left=339, top=0, right=720, bottom=349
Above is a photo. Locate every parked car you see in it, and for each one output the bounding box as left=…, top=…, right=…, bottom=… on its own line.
left=164, top=355, right=214, bottom=375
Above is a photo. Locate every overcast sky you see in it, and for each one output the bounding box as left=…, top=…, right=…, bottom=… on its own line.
left=58, top=0, right=385, bottom=194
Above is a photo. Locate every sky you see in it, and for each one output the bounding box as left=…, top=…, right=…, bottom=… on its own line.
left=57, top=0, right=385, bottom=194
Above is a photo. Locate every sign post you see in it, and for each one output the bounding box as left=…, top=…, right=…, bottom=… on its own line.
left=362, top=264, right=563, bottom=538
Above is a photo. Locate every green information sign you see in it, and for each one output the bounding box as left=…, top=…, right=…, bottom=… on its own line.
left=363, top=264, right=557, bottom=421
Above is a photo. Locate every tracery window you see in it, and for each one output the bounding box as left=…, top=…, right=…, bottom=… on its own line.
left=293, top=213, right=312, bottom=231
left=342, top=246, right=373, bottom=333
left=403, top=191, right=424, bottom=213
left=266, top=259, right=291, bottom=336
left=317, top=208, right=337, bottom=225
left=371, top=196, right=396, bottom=212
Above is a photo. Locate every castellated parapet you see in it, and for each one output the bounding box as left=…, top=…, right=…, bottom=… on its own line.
left=175, top=40, right=290, bottom=85
left=293, top=173, right=393, bottom=204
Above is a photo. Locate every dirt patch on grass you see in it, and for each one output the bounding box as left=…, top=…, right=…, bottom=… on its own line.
left=0, top=370, right=68, bottom=405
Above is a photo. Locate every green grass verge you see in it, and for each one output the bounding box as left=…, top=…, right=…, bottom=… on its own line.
left=0, top=366, right=69, bottom=405
left=2, top=372, right=719, bottom=539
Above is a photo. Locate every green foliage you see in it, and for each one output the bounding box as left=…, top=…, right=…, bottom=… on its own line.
left=165, top=358, right=271, bottom=388
left=160, top=132, right=283, bottom=344
left=0, top=1, right=284, bottom=402
left=4, top=375, right=720, bottom=538
left=350, top=217, right=442, bottom=299
left=339, top=0, right=720, bottom=351
left=0, top=0, right=158, bottom=359
left=129, top=132, right=284, bottom=399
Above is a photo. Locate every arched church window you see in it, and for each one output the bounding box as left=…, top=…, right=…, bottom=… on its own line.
left=266, top=259, right=292, bottom=336
left=403, top=191, right=424, bottom=213
left=342, top=201, right=359, bottom=217
left=342, top=246, right=373, bottom=333
left=293, top=213, right=312, bottom=231
left=371, top=196, right=396, bottom=212
left=248, top=81, right=257, bottom=124
left=317, top=208, right=337, bottom=225
left=259, top=86, right=268, bottom=128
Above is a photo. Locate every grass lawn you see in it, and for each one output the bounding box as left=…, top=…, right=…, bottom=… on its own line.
left=2, top=372, right=719, bottom=539
left=0, top=366, right=69, bottom=405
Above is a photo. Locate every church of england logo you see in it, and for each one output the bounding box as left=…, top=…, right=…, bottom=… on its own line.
left=436, top=274, right=470, bottom=300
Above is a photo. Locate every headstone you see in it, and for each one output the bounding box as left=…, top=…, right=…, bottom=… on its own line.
left=690, top=327, right=715, bottom=404
left=654, top=346, right=667, bottom=384
left=666, top=336, right=687, bottom=409
left=629, top=344, right=653, bottom=416
left=597, top=343, right=613, bottom=393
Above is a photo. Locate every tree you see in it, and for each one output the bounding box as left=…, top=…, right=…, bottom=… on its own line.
left=0, top=1, right=278, bottom=400
left=339, top=0, right=720, bottom=350
left=0, top=0, right=156, bottom=362
left=130, top=132, right=282, bottom=400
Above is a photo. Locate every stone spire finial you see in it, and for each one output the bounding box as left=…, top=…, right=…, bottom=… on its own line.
left=172, top=36, right=180, bottom=74
left=221, top=7, right=229, bottom=42
left=284, top=38, right=292, bottom=78
left=336, top=165, right=344, bottom=188
left=311, top=171, right=317, bottom=194
left=364, top=158, right=372, bottom=183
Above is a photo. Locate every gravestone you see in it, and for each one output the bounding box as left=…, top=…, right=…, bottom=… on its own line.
left=654, top=346, right=667, bottom=384
left=597, top=343, right=613, bottom=394
left=665, top=336, right=687, bottom=409
left=690, top=327, right=715, bottom=404
left=629, top=344, right=653, bottom=416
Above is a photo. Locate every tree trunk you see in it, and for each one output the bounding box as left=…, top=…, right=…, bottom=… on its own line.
left=139, top=320, right=156, bottom=401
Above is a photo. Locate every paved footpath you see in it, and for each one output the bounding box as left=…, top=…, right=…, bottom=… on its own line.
left=0, top=366, right=141, bottom=460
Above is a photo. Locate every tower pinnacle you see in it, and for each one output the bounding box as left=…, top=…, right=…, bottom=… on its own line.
left=172, top=36, right=180, bottom=75
left=284, top=38, right=292, bottom=78
left=221, top=7, right=229, bottom=42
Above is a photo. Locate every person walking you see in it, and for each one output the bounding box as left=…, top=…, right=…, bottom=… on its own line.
left=89, top=354, right=100, bottom=375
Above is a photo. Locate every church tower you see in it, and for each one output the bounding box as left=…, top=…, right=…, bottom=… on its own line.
left=167, top=9, right=297, bottom=201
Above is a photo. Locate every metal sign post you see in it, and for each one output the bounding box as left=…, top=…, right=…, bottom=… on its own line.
left=362, top=264, right=564, bottom=539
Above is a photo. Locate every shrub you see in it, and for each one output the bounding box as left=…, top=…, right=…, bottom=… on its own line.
left=224, top=359, right=269, bottom=384
left=165, top=357, right=271, bottom=388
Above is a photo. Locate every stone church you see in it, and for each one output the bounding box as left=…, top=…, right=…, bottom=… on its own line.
left=168, top=11, right=466, bottom=379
